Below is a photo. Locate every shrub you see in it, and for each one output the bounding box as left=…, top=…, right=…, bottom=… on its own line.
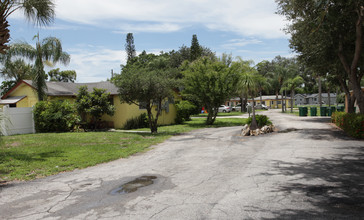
left=175, top=100, right=197, bottom=124
left=247, top=114, right=272, bottom=128
left=34, top=100, right=80, bottom=133
left=331, top=112, right=364, bottom=139
left=123, top=113, right=149, bottom=130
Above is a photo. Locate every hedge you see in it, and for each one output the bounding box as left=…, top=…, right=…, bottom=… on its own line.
left=331, top=112, right=364, bottom=139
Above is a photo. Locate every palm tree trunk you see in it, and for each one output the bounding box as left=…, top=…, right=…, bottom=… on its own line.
left=250, top=96, right=258, bottom=130
left=291, top=89, right=294, bottom=113
left=0, top=17, right=10, bottom=54
left=275, top=92, right=279, bottom=109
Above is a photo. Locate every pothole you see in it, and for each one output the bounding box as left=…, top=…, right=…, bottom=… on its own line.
left=110, top=175, right=157, bottom=195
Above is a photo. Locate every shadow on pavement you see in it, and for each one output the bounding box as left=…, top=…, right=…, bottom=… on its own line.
left=258, top=145, right=364, bottom=219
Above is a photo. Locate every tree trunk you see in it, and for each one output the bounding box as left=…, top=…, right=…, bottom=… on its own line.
left=0, top=17, right=10, bottom=54
left=275, top=92, right=279, bottom=109
left=281, top=91, right=284, bottom=113
left=242, top=94, right=248, bottom=112
left=250, top=96, right=258, bottom=130
left=328, top=88, right=331, bottom=107
left=318, top=76, right=322, bottom=108
left=291, top=89, right=294, bottom=113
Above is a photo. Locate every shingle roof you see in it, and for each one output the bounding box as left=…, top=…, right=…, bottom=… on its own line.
left=23, top=80, right=119, bottom=96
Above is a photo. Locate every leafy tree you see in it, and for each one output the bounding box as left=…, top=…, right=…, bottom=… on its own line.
left=115, top=52, right=178, bottom=133
left=5, top=35, right=70, bottom=101
left=0, top=0, right=55, bottom=54
left=0, top=59, right=33, bottom=81
left=48, top=68, right=76, bottom=82
left=75, top=86, right=115, bottom=128
left=125, top=33, right=136, bottom=63
left=190, top=34, right=202, bottom=61
left=75, top=86, right=91, bottom=123
left=276, top=0, right=364, bottom=113
left=183, top=57, right=241, bottom=125
left=0, top=80, right=16, bottom=96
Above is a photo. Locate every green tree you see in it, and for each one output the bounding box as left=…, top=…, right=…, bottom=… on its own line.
left=115, top=52, right=178, bottom=133
left=183, top=57, right=241, bottom=125
left=6, top=35, right=70, bottom=100
left=75, top=86, right=115, bottom=128
left=190, top=34, right=202, bottom=61
left=240, top=69, right=261, bottom=130
left=48, top=68, right=76, bottom=82
left=0, top=59, right=33, bottom=81
left=0, top=0, right=55, bottom=54
left=125, top=33, right=136, bottom=63
left=0, top=80, right=16, bottom=96
left=282, top=75, right=304, bottom=113
left=276, top=0, right=364, bottom=113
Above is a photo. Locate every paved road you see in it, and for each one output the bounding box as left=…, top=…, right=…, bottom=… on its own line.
left=1, top=110, right=363, bottom=219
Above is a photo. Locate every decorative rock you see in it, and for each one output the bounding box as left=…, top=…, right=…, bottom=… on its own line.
left=241, top=124, right=275, bottom=136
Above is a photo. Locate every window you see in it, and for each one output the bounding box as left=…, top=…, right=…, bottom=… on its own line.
left=277, top=101, right=281, bottom=104
left=9, top=104, right=16, bottom=108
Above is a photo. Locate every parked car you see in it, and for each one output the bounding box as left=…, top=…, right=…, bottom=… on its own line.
left=218, top=105, right=231, bottom=113
left=255, top=104, right=269, bottom=110
left=232, top=104, right=242, bottom=112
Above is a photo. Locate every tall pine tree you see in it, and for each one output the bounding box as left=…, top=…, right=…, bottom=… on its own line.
left=125, top=33, right=136, bottom=63
left=190, top=34, right=202, bottom=61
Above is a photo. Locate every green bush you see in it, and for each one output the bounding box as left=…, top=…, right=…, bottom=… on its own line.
left=123, top=113, right=149, bottom=130
left=331, top=112, right=364, bottom=139
left=175, top=100, right=197, bottom=124
left=33, top=100, right=80, bottom=133
left=247, top=114, right=272, bottom=128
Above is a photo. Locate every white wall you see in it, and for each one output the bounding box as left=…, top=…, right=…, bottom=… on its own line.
left=0, top=106, right=35, bottom=136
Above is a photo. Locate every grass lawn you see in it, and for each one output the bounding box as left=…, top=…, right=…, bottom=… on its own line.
left=192, top=111, right=246, bottom=117
left=0, top=117, right=247, bottom=182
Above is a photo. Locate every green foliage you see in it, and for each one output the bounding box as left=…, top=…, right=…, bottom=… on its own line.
left=246, top=114, right=272, bottom=128
left=0, top=59, right=33, bottom=81
left=75, top=86, right=115, bottom=126
left=123, top=113, right=148, bottom=130
left=125, top=33, right=136, bottom=63
left=115, top=52, right=179, bottom=133
left=33, top=100, right=80, bottom=133
left=48, top=68, right=76, bottom=82
left=175, top=100, right=196, bottom=124
left=0, top=80, right=17, bottom=96
left=190, top=34, right=202, bottom=61
left=183, top=57, right=241, bottom=125
left=332, top=112, right=364, bottom=139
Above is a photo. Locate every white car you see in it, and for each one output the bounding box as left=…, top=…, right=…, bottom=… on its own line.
left=255, top=104, right=269, bottom=110
left=218, top=105, right=231, bottom=113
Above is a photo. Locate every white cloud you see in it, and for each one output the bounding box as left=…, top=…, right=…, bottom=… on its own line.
left=53, top=0, right=287, bottom=38
left=222, top=38, right=263, bottom=49
left=59, top=46, right=166, bottom=83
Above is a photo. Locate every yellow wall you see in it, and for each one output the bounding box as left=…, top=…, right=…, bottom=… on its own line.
left=10, top=83, right=38, bottom=107
left=102, top=96, right=178, bottom=129
left=248, top=99, right=294, bottom=109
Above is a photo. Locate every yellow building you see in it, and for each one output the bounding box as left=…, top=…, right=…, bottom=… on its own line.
left=0, top=80, right=178, bottom=129
left=226, top=95, right=293, bottom=109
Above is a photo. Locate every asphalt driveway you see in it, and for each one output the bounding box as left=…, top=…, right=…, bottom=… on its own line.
left=0, top=109, right=363, bottom=219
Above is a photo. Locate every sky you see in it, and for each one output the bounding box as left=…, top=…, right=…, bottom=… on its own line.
left=7, top=0, right=292, bottom=83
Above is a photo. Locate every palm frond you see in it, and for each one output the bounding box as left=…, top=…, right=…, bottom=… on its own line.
left=20, top=0, right=55, bottom=26
left=41, top=37, right=70, bottom=65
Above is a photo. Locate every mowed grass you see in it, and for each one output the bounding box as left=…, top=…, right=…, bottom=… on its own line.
left=0, top=117, right=247, bottom=182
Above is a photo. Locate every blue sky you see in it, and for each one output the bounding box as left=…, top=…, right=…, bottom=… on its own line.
left=8, top=0, right=292, bottom=82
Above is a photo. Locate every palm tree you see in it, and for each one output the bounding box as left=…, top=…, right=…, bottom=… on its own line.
left=0, top=58, right=33, bottom=81
left=282, top=75, right=304, bottom=113
left=241, top=70, right=260, bottom=130
left=6, top=34, right=70, bottom=100
left=0, top=0, right=55, bottom=54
